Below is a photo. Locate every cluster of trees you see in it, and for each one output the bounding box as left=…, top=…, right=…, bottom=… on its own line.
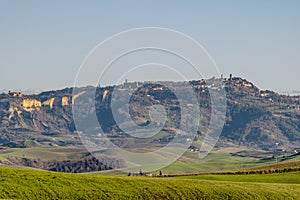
left=5, top=155, right=126, bottom=173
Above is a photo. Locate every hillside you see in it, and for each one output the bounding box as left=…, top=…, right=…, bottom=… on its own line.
left=0, top=166, right=300, bottom=200
left=1, top=76, right=300, bottom=151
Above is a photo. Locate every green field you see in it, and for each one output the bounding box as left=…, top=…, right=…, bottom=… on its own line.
left=0, top=146, right=87, bottom=161
left=100, top=147, right=300, bottom=175
left=1, top=144, right=300, bottom=199
left=0, top=166, right=300, bottom=199
left=2, top=145, right=299, bottom=175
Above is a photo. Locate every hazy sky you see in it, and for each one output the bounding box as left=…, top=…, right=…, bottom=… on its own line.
left=1, top=0, right=299, bottom=93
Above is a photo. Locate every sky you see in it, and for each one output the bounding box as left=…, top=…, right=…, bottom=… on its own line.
left=0, top=0, right=300, bottom=93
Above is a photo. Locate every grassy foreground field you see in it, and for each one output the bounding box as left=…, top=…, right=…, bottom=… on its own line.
left=0, top=166, right=300, bottom=199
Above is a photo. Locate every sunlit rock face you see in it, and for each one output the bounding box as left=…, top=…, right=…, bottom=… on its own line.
left=42, top=98, right=55, bottom=109
left=61, top=97, right=69, bottom=106
left=22, top=99, right=42, bottom=108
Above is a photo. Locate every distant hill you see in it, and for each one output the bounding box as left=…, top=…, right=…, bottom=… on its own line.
left=0, top=76, right=300, bottom=150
